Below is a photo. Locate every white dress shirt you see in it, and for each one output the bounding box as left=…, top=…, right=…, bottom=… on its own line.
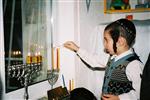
left=76, top=48, right=143, bottom=100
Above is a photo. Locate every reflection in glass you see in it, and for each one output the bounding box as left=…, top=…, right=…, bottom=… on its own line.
left=3, top=0, right=53, bottom=93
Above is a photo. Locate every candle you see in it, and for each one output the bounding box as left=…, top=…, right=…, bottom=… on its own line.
left=26, top=52, right=32, bottom=64
left=71, top=79, right=74, bottom=90
left=32, top=52, right=38, bottom=63
left=69, top=80, right=71, bottom=92
left=62, top=74, right=66, bottom=87
left=37, top=52, right=42, bottom=63
left=51, top=48, right=54, bottom=69
left=56, top=48, right=60, bottom=70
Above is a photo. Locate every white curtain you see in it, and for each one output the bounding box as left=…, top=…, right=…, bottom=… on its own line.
left=134, top=24, right=150, bottom=64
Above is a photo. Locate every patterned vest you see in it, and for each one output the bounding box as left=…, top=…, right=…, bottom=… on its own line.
left=102, top=53, right=140, bottom=95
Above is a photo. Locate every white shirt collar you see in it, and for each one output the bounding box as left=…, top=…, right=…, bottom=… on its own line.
left=114, top=49, right=133, bottom=62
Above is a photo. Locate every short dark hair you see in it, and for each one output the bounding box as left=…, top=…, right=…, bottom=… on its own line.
left=70, top=87, right=97, bottom=100
left=104, top=18, right=136, bottom=52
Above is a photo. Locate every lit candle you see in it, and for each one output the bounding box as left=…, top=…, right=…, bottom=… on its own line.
left=37, top=52, right=42, bottom=63
left=26, top=52, right=32, bottom=64
left=32, top=52, right=38, bottom=63
left=56, top=48, right=60, bottom=70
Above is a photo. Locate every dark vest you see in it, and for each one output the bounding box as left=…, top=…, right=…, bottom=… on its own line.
left=102, top=53, right=140, bottom=95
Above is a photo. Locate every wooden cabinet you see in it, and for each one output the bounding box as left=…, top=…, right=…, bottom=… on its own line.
left=104, top=0, right=150, bottom=14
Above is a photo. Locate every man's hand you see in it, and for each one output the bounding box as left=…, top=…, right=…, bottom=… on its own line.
left=101, top=94, right=120, bottom=100
left=63, top=41, right=79, bottom=52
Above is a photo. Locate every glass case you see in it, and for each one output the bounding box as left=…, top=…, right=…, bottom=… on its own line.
left=3, top=0, right=53, bottom=93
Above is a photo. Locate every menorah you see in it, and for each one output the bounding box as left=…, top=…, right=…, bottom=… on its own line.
left=47, top=69, right=59, bottom=89
left=7, top=62, right=42, bottom=100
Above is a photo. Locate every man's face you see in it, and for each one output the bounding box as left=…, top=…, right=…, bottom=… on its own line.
left=103, top=30, right=115, bottom=55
